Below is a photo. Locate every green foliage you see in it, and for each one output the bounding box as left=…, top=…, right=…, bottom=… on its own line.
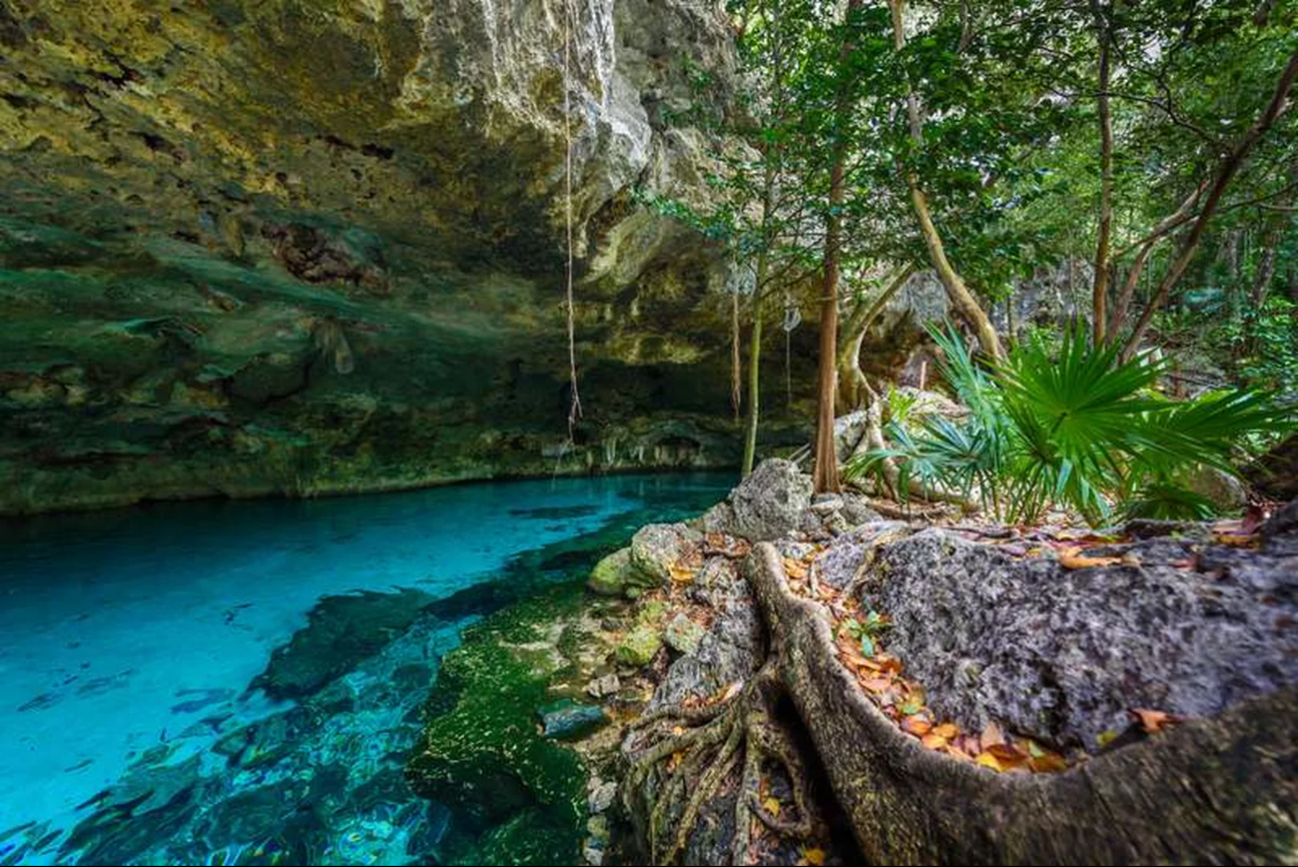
left=842, top=610, right=890, bottom=657
left=845, top=322, right=1293, bottom=526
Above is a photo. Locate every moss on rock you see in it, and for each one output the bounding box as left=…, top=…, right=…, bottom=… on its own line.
left=615, top=624, right=663, bottom=667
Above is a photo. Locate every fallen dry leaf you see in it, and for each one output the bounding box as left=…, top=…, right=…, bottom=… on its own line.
left=669, top=566, right=695, bottom=583
left=1130, top=707, right=1181, bottom=733
left=932, top=722, right=959, bottom=740
left=975, top=752, right=1004, bottom=772
left=980, top=722, right=1006, bottom=751
left=902, top=715, right=933, bottom=737
left=861, top=677, right=892, bottom=694
left=1027, top=750, right=1069, bottom=773
left=1213, top=533, right=1260, bottom=549
left=800, top=847, right=827, bottom=867
left=762, top=796, right=781, bottom=817
left=1057, top=546, right=1126, bottom=569
left=921, top=731, right=949, bottom=750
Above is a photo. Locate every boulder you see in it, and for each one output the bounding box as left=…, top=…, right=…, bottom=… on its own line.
left=585, top=674, right=621, bottom=699
left=833, top=411, right=871, bottom=463
left=615, top=625, right=663, bottom=667
left=1247, top=433, right=1298, bottom=500
left=587, top=548, right=634, bottom=596
left=1185, top=464, right=1248, bottom=510
left=857, top=525, right=1298, bottom=749
left=629, top=523, right=701, bottom=587
left=700, top=459, right=814, bottom=541
left=663, top=613, right=705, bottom=656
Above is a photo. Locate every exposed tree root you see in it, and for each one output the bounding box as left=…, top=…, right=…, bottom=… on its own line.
left=627, top=660, right=816, bottom=865
left=624, top=542, right=1297, bottom=865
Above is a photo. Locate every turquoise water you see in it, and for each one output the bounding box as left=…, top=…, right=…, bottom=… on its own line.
left=0, top=473, right=730, bottom=865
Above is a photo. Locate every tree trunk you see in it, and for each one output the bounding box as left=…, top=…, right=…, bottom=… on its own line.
left=889, top=0, right=1005, bottom=361
left=742, top=289, right=765, bottom=477
left=1090, top=0, right=1113, bottom=346
left=836, top=263, right=914, bottom=413
left=814, top=160, right=845, bottom=495
left=1107, top=179, right=1208, bottom=341
left=1121, top=49, right=1298, bottom=361
left=813, top=0, right=865, bottom=495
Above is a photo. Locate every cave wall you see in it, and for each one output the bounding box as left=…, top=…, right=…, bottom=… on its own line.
left=0, top=0, right=813, bottom=515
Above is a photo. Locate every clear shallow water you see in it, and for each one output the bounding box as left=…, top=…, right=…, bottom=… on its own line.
left=0, top=472, right=731, bottom=865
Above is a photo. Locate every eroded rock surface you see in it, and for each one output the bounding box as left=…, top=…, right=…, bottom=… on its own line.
left=832, top=518, right=1298, bottom=750
left=0, top=1, right=816, bottom=515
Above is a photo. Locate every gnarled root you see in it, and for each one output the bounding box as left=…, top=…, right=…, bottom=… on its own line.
left=626, top=662, right=815, bottom=865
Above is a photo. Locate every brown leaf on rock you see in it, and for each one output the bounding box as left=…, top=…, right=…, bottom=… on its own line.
left=932, top=722, right=959, bottom=740
left=979, top=722, right=1006, bottom=751
left=921, top=731, right=949, bottom=750
left=902, top=715, right=933, bottom=737
left=1057, top=546, right=1125, bottom=569
left=1130, top=707, right=1181, bottom=733
left=861, top=677, right=892, bottom=694
left=1027, top=750, right=1069, bottom=773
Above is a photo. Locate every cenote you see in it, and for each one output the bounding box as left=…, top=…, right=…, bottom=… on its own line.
left=0, top=473, right=732, bottom=866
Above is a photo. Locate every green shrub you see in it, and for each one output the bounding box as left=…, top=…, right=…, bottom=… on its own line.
left=845, top=322, right=1292, bottom=526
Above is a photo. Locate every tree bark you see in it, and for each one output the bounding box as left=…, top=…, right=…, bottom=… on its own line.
left=742, top=287, right=765, bottom=477
left=1121, top=49, right=1298, bottom=361
left=743, top=542, right=1298, bottom=865
left=889, top=0, right=1005, bottom=361
left=1090, top=0, right=1113, bottom=346
left=836, top=263, right=914, bottom=412
left=813, top=0, right=865, bottom=495
left=1107, top=179, right=1208, bottom=341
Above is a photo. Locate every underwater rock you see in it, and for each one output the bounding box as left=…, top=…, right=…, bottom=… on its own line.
left=539, top=700, right=608, bottom=740
left=406, top=585, right=589, bottom=862
left=253, top=588, right=434, bottom=701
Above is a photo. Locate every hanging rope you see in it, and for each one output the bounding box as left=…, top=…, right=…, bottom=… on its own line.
left=563, top=0, right=583, bottom=439
left=783, top=291, right=799, bottom=408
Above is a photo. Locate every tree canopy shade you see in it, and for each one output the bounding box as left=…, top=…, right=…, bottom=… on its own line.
left=644, top=0, right=1298, bottom=492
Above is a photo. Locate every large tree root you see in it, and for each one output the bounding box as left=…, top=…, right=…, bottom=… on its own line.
left=626, top=543, right=1297, bottom=864
left=738, top=542, right=1298, bottom=865
left=626, top=659, right=815, bottom=865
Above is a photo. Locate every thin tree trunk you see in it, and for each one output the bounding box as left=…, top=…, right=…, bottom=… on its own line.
left=1107, top=180, right=1208, bottom=341
left=1090, top=0, right=1113, bottom=346
left=813, top=0, right=865, bottom=495
left=1121, top=49, right=1298, bottom=361
left=815, top=154, right=846, bottom=494
left=889, top=0, right=1005, bottom=361
left=837, top=263, right=914, bottom=412
left=742, top=269, right=767, bottom=477
left=742, top=0, right=784, bottom=479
